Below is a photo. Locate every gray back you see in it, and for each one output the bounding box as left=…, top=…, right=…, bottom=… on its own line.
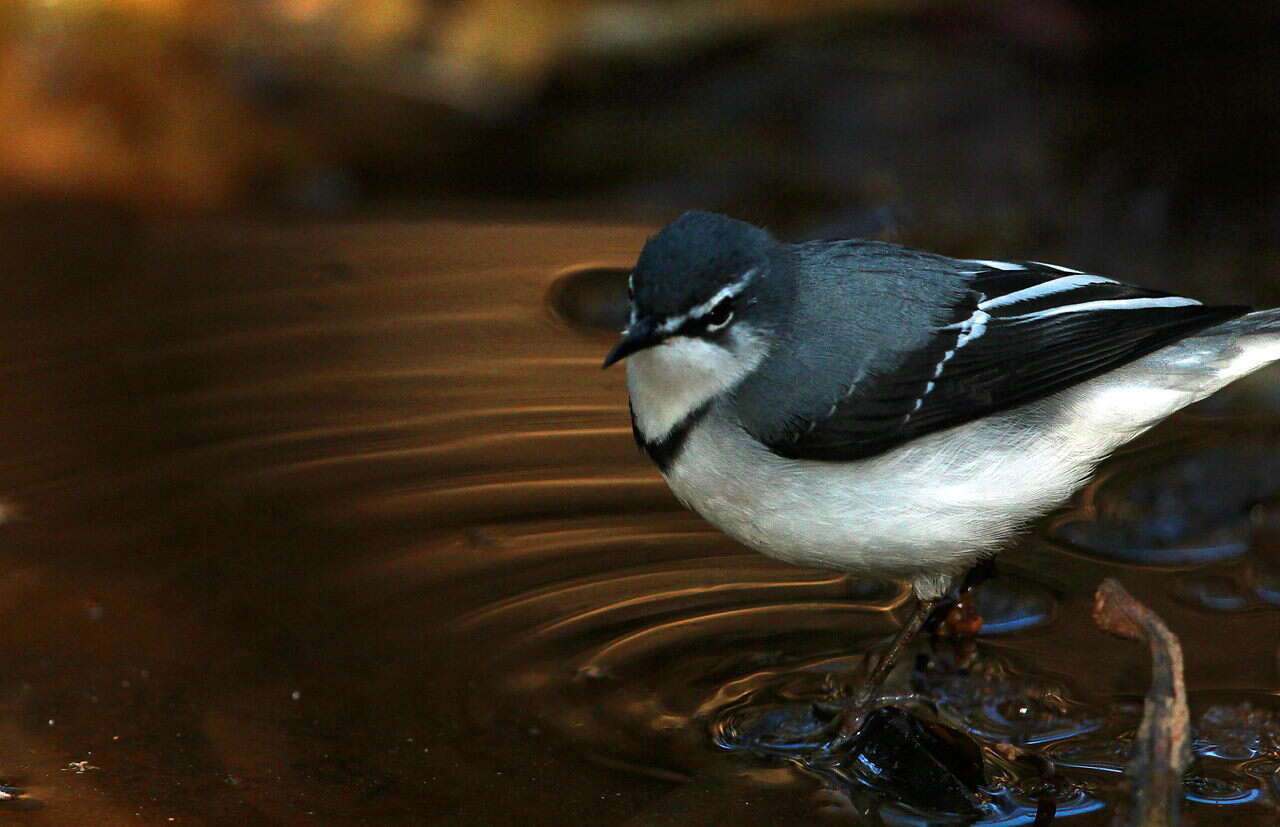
left=732, top=240, right=971, bottom=444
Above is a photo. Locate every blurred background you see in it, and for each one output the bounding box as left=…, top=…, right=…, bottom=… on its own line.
left=2, top=1, right=1280, bottom=824
left=2, top=0, right=1278, bottom=286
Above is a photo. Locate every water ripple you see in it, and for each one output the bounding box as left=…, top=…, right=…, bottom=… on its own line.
left=1, top=219, right=1277, bottom=823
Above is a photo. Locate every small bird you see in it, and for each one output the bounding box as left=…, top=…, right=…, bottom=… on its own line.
left=603, top=211, right=1280, bottom=740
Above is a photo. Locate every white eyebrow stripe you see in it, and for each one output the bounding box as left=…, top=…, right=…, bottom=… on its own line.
left=1009, top=296, right=1201, bottom=320
left=626, top=272, right=638, bottom=328
left=978, top=275, right=1119, bottom=310
left=965, top=258, right=1025, bottom=271
left=655, top=268, right=758, bottom=334
left=1030, top=261, right=1084, bottom=273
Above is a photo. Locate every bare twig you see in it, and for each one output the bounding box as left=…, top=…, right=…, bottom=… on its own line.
left=1093, top=578, right=1191, bottom=827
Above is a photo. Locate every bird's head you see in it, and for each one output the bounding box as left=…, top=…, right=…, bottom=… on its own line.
left=603, top=212, right=780, bottom=373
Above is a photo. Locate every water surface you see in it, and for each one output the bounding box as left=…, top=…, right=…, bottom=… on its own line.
left=0, top=216, right=1275, bottom=824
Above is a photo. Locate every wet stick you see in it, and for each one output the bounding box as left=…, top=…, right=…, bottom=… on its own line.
left=1092, top=578, right=1191, bottom=827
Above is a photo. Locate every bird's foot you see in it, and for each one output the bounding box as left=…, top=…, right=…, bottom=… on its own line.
left=812, top=683, right=914, bottom=757
left=815, top=708, right=868, bottom=756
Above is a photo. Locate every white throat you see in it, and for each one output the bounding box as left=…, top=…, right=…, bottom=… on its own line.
left=626, top=326, right=769, bottom=442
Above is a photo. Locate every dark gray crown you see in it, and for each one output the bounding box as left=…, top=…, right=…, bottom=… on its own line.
left=632, top=212, right=775, bottom=317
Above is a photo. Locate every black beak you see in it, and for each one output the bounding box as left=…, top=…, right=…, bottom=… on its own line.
left=602, top=319, right=661, bottom=368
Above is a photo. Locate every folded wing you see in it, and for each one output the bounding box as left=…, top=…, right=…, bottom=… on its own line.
left=767, top=260, right=1247, bottom=461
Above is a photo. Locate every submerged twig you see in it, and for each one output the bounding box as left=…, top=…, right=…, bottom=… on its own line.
left=1092, top=578, right=1191, bottom=827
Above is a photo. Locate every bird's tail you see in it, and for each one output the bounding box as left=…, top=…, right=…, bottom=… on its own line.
left=1190, top=307, right=1280, bottom=387
left=1228, top=307, right=1280, bottom=335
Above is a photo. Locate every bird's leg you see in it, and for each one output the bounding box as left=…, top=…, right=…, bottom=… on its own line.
left=822, top=594, right=938, bottom=752
left=851, top=596, right=938, bottom=709
left=925, top=558, right=995, bottom=669
left=926, top=557, right=996, bottom=637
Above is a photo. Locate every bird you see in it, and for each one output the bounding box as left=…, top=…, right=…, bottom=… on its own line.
left=602, top=211, right=1280, bottom=744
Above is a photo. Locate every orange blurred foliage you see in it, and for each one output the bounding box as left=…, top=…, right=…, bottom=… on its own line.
left=0, top=0, right=883, bottom=211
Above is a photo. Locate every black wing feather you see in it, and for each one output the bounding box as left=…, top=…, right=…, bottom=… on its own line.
left=769, top=262, right=1247, bottom=461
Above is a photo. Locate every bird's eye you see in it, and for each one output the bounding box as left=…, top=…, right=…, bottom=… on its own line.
left=704, top=300, right=734, bottom=331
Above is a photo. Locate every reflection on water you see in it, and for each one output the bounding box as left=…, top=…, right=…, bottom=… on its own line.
left=0, top=216, right=1275, bottom=823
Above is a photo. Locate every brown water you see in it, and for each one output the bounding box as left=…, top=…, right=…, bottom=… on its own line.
left=0, top=215, right=1276, bottom=824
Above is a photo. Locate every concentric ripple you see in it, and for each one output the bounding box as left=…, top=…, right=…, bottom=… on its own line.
left=0, top=218, right=1276, bottom=822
